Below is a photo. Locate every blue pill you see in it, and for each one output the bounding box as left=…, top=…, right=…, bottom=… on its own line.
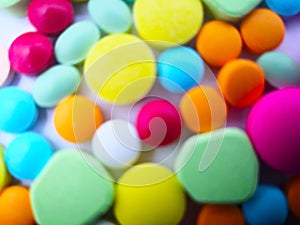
left=266, top=0, right=300, bottom=16
left=0, top=87, right=38, bottom=133
left=5, top=132, right=54, bottom=180
left=242, top=185, right=288, bottom=225
left=158, top=46, right=205, bottom=93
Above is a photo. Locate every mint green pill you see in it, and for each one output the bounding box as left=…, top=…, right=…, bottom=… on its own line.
left=0, top=0, right=19, bottom=8
left=32, top=65, right=81, bottom=108
left=88, top=0, right=132, bottom=34
left=55, top=20, right=100, bottom=65
left=30, top=150, right=114, bottom=225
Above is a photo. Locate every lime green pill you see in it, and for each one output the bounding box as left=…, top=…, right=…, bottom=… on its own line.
left=0, top=0, right=20, bottom=8
left=0, top=145, right=11, bottom=191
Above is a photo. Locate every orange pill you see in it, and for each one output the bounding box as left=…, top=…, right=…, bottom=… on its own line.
left=217, top=59, right=265, bottom=108
left=197, top=204, right=246, bottom=225
left=240, top=8, right=285, bottom=54
left=54, top=95, right=103, bottom=143
left=0, top=185, right=35, bottom=225
left=286, top=176, right=300, bottom=218
left=179, top=86, right=227, bottom=133
left=196, top=20, right=242, bottom=67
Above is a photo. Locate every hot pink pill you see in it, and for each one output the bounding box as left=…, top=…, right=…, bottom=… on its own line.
left=136, top=99, right=182, bottom=147
left=9, top=32, right=53, bottom=75
left=246, top=87, right=300, bottom=174
left=28, top=0, right=73, bottom=35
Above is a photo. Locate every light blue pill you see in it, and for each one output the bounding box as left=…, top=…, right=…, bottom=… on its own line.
left=0, top=87, right=38, bottom=133
left=5, top=132, right=53, bottom=180
left=158, top=46, right=205, bottom=93
left=265, top=0, right=300, bottom=16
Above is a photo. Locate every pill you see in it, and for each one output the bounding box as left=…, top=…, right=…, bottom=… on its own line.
left=246, top=87, right=300, bottom=173
left=0, top=145, right=11, bottom=191
left=33, top=65, right=81, bottom=108
left=286, top=176, right=300, bottom=218
left=0, top=185, right=35, bottom=225
left=92, top=119, right=141, bottom=169
left=84, top=33, right=156, bottom=105
left=9, top=32, right=53, bottom=75
left=265, top=0, right=300, bottom=16
left=54, top=95, right=103, bottom=143
left=196, top=20, right=242, bottom=67
left=55, top=20, right=100, bottom=65
left=175, top=128, right=258, bottom=203
left=114, top=163, right=186, bottom=225
left=242, top=185, right=288, bottom=225
left=88, top=0, right=132, bottom=34
left=0, top=87, right=38, bottom=133
left=179, top=86, right=227, bottom=133
left=0, top=0, right=20, bottom=8
left=30, top=150, right=114, bottom=225
left=27, top=0, right=74, bottom=35
left=0, top=44, right=14, bottom=87
left=217, top=59, right=265, bottom=108
left=157, top=46, right=205, bottom=93
left=240, top=8, right=285, bottom=54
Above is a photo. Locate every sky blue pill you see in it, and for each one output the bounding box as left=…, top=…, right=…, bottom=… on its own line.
left=158, top=46, right=205, bottom=93
left=0, top=86, right=38, bottom=133
left=5, top=132, right=54, bottom=180
left=265, top=0, right=300, bottom=16
left=242, top=185, right=288, bottom=225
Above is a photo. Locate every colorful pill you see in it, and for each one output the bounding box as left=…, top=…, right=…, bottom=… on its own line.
left=0, top=0, right=20, bottom=8
left=265, top=0, right=300, bottom=16
left=286, top=176, right=300, bottom=218
left=0, top=145, right=11, bottom=191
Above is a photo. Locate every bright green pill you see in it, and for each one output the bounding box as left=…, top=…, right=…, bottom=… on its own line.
left=30, top=150, right=114, bottom=225
left=0, top=145, right=11, bottom=191
left=55, top=20, right=100, bottom=65
left=88, top=0, right=132, bottom=34
left=0, top=0, right=19, bottom=8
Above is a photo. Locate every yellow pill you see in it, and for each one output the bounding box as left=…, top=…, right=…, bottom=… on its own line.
left=0, top=145, right=11, bottom=191
left=84, top=34, right=156, bottom=105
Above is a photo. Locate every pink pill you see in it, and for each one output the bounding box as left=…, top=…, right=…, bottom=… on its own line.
left=9, top=32, right=53, bottom=75
left=246, top=87, right=300, bottom=174
left=28, top=0, right=73, bottom=35
left=136, top=99, right=182, bottom=147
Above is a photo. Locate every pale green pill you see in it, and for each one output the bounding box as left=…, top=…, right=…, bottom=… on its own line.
left=32, top=65, right=81, bottom=108
left=88, top=0, right=132, bottom=34
left=0, top=0, right=20, bottom=8
left=55, top=20, right=100, bottom=65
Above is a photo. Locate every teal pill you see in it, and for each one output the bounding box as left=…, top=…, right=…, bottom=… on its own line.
left=32, top=65, right=81, bottom=108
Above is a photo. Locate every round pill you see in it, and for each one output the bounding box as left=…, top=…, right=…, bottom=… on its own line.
left=136, top=99, right=181, bottom=147
left=133, top=0, right=204, bottom=46
left=196, top=20, right=242, bottom=67
left=179, top=86, right=227, bottom=133
left=0, top=145, right=11, bottom=191
left=0, top=0, right=19, bottom=8
left=114, top=163, right=186, bottom=225
left=265, top=0, right=300, bottom=16
left=9, top=32, right=53, bottom=75
left=246, top=87, right=300, bottom=173
left=88, top=0, right=132, bottom=34
left=242, top=185, right=288, bottom=225
left=217, top=59, right=265, bottom=108
left=240, top=8, right=285, bottom=54
left=55, top=20, right=100, bottom=65
left=33, top=65, right=81, bottom=108
left=54, top=95, right=103, bottom=143
left=84, top=34, right=156, bottom=105
left=157, top=46, right=205, bottom=93
left=27, top=0, right=73, bottom=35
left=286, top=175, right=300, bottom=218
left=0, top=87, right=38, bottom=133
left=92, top=119, right=141, bottom=169
left=0, top=44, right=13, bottom=87
left=0, top=185, right=35, bottom=225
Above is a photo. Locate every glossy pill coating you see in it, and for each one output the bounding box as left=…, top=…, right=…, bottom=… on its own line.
left=0, top=145, right=11, bottom=191
left=286, top=176, right=300, bottom=218
left=33, top=65, right=81, bottom=108
left=196, top=20, right=242, bottom=67
left=0, top=186, right=35, bottom=225
left=27, top=0, right=74, bottom=35
left=246, top=87, right=300, bottom=173
left=0, top=87, right=38, bottom=133
left=54, top=95, right=103, bottom=143
left=240, top=8, right=285, bottom=54
left=157, top=46, right=205, bottom=93
left=0, top=44, right=13, bottom=87
left=217, top=59, right=265, bottom=108
left=265, top=0, right=300, bottom=16
left=55, top=20, right=100, bottom=65
left=88, top=0, right=132, bottom=34
left=9, top=32, right=53, bottom=75
left=136, top=99, right=181, bottom=147
left=114, top=163, right=186, bottom=225
left=0, top=0, right=19, bottom=8
left=242, top=185, right=288, bottom=225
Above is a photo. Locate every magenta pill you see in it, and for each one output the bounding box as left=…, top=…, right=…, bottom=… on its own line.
left=28, top=0, right=73, bottom=35
left=246, top=87, right=300, bottom=174
left=136, top=99, right=182, bottom=147
left=9, top=32, right=53, bottom=75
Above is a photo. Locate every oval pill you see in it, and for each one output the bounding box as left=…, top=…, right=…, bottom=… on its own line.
left=286, top=175, right=300, bottom=218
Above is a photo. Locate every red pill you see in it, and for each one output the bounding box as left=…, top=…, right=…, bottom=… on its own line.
left=9, top=32, right=53, bottom=75
left=28, top=0, right=74, bottom=35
